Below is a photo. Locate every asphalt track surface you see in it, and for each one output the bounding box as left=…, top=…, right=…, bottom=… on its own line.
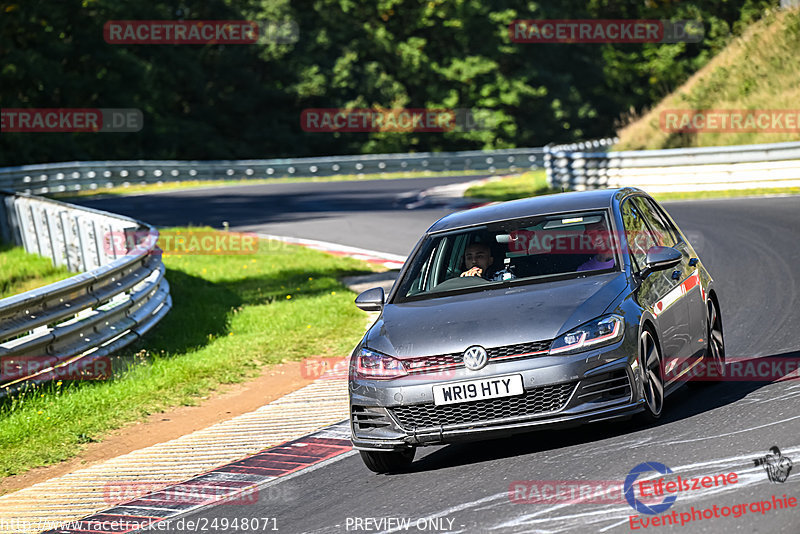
left=75, top=176, right=485, bottom=256
left=77, top=181, right=800, bottom=533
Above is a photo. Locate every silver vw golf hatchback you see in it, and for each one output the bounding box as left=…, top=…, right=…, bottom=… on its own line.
left=349, top=188, right=724, bottom=473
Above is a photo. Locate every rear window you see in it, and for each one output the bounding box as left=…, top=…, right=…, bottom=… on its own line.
left=395, top=210, right=619, bottom=301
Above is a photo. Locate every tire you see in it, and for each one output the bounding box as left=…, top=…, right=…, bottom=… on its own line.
left=705, top=298, right=726, bottom=379
left=359, top=448, right=416, bottom=474
left=639, top=328, right=665, bottom=421
left=688, top=299, right=725, bottom=388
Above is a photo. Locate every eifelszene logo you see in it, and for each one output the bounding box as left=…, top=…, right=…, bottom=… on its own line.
left=624, top=462, right=678, bottom=515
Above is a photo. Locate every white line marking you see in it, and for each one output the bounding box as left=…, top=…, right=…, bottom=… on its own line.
left=255, top=233, right=406, bottom=263
left=654, top=414, right=800, bottom=446
left=662, top=193, right=800, bottom=204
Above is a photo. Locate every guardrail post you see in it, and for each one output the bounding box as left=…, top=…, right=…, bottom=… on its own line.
left=59, top=210, right=73, bottom=271
left=0, top=193, right=14, bottom=244
left=544, top=146, right=554, bottom=188
left=76, top=212, right=90, bottom=272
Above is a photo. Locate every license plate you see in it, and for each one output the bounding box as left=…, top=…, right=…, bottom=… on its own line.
left=432, top=374, right=524, bottom=406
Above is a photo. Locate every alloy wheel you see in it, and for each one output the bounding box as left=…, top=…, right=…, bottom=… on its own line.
left=640, top=330, right=664, bottom=418
left=706, top=300, right=725, bottom=376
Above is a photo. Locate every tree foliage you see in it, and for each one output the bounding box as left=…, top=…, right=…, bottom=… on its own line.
left=0, top=0, right=776, bottom=165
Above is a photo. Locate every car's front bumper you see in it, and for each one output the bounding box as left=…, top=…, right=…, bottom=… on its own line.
left=349, top=339, right=642, bottom=451
left=351, top=398, right=644, bottom=451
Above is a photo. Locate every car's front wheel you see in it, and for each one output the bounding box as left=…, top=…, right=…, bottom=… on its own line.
left=639, top=328, right=664, bottom=421
left=359, top=448, right=416, bottom=474
left=705, top=298, right=726, bottom=377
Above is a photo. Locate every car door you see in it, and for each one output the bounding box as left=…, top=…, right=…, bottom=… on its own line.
left=641, top=197, right=707, bottom=360
left=621, top=197, right=692, bottom=367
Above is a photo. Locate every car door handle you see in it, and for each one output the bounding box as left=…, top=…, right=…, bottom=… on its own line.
left=672, top=270, right=682, bottom=280
left=689, top=258, right=698, bottom=266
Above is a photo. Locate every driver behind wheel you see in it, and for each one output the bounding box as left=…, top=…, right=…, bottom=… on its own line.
left=460, top=242, right=510, bottom=281
left=577, top=221, right=616, bottom=272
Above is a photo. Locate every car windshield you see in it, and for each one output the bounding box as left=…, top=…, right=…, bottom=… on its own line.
left=396, top=210, right=619, bottom=301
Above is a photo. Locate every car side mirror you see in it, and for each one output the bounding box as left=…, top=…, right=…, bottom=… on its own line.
left=355, top=287, right=385, bottom=311
left=640, top=246, right=682, bottom=279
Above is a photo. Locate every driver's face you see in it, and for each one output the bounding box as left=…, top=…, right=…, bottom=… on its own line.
left=464, top=244, right=492, bottom=271
left=586, top=223, right=611, bottom=253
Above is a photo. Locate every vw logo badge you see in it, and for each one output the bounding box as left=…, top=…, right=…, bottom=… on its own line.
left=463, top=346, right=488, bottom=371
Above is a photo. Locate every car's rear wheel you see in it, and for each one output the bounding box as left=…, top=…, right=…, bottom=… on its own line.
left=359, top=448, right=415, bottom=474
left=639, top=329, right=664, bottom=421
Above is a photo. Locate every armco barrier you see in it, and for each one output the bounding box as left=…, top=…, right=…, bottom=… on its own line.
left=0, top=148, right=546, bottom=195
left=0, top=191, right=171, bottom=397
left=545, top=140, right=800, bottom=193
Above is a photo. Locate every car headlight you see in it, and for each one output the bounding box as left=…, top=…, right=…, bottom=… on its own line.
left=355, top=348, right=408, bottom=379
left=549, top=314, right=624, bottom=355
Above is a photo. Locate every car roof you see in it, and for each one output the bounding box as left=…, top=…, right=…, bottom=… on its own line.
left=427, top=187, right=641, bottom=233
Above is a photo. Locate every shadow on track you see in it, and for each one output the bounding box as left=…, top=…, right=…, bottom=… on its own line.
left=68, top=176, right=474, bottom=230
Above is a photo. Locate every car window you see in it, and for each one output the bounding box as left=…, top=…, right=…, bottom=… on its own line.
left=621, top=198, right=656, bottom=272
left=396, top=210, right=617, bottom=301
left=405, top=237, right=448, bottom=295
left=632, top=197, right=678, bottom=248
left=642, top=197, right=682, bottom=246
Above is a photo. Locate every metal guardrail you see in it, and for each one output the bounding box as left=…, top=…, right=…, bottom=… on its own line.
left=0, top=191, right=172, bottom=397
left=0, top=148, right=546, bottom=195
left=545, top=140, right=800, bottom=193
left=547, top=137, right=619, bottom=153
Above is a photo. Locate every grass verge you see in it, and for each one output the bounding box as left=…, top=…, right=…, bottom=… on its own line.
left=48, top=169, right=499, bottom=200
left=463, top=170, right=556, bottom=201
left=462, top=172, right=800, bottom=203
left=649, top=187, right=800, bottom=202
left=0, top=243, right=73, bottom=299
left=0, top=229, right=375, bottom=480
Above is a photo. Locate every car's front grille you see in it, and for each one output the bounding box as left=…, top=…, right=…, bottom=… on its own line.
left=405, top=353, right=463, bottom=372
left=390, top=383, right=575, bottom=429
left=403, top=339, right=553, bottom=374
left=488, top=340, right=551, bottom=360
